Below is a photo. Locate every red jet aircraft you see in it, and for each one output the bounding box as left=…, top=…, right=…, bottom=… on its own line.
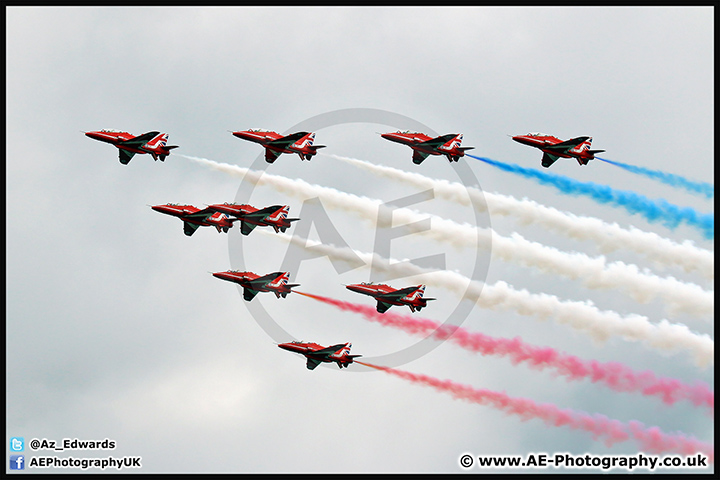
left=511, top=133, right=605, bottom=168
left=346, top=282, right=435, bottom=313
left=277, top=341, right=361, bottom=370
left=381, top=131, right=474, bottom=164
left=85, top=130, right=178, bottom=164
left=207, top=203, right=299, bottom=236
left=231, top=129, right=325, bottom=163
left=212, top=270, right=299, bottom=301
left=151, top=204, right=235, bottom=236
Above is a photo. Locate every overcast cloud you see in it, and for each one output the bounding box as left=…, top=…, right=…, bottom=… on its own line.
left=6, top=6, right=713, bottom=473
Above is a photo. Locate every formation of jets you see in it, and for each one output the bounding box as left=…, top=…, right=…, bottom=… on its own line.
left=346, top=282, right=435, bottom=313
left=86, top=128, right=604, bottom=170
left=89, top=125, right=604, bottom=370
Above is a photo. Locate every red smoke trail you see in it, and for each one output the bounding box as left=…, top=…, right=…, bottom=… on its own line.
left=296, top=291, right=713, bottom=413
left=356, top=361, right=714, bottom=462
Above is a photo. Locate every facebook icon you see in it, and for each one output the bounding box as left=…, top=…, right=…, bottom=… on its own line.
left=10, top=455, right=24, bottom=470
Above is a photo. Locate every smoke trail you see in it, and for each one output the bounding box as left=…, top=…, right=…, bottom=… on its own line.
left=274, top=231, right=713, bottom=369
left=467, top=154, right=714, bottom=240
left=299, top=291, right=713, bottom=412
left=183, top=154, right=713, bottom=318
left=329, top=154, right=714, bottom=279
left=357, top=361, right=714, bottom=461
left=597, top=157, right=714, bottom=199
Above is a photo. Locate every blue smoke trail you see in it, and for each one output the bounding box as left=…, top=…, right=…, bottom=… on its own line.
left=467, top=154, right=714, bottom=240
left=596, top=157, right=714, bottom=199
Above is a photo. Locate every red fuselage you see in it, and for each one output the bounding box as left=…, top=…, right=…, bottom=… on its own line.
left=345, top=282, right=434, bottom=313
left=277, top=341, right=358, bottom=369
left=85, top=130, right=177, bottom=162
left=85, top=130, right=136, bottom=145
left=232, top=129, right=324, bottom=162
left=381, top=131, right=473, bottom=163
left=346, top=282, right=399, bottom=298
left=212, top=270, right=297, bottom=298
left=151, top=204, right=234, bottom=232
left=511, top=133, right=603, bottom=167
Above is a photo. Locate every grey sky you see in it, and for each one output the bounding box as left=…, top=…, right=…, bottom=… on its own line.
left=7, top=7, right=713, bottom=473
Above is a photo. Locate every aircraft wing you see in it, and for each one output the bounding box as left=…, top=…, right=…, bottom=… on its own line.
left=118, top=149, right=135, bottom=165
left=375, top=286, right=418, bottom=302
left=306, top=358, right=322, bottom=370
left=543, top=136, right=590, bottom=153
left=266, top=131, right=308, bottom=149
left=264, top=148, right=282, bottom=163
left=185, top=207, right=216, bottom=222
left=263, top=132, right=309, bottom=163
left=242, top=205, right=284, bottom=221
left=376, top=300, right=393, bottom=313
left=412, top=150, right=430, bottom=165
left=183, top=221, right=201, bottom=236
left=541, top=152, right=560, bottom=168
left=243, top=288, right=259, bottom=301
left=240, top=220, right=258, bottom=236
left=245, top=272, right=285, bottom=290
left=312, top=343, right=347, bottom=357
left=118, top=131, right=161, bottom=148
left=417, top=134, right=457, bottom=149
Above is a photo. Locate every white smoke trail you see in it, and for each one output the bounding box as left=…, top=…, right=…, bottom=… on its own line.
left=328, top=153, right=714, bottom=280
left=182, top=154, right=713, bottom=318
left=272, top=232, right=715, bottom=368
left=268, top=231, right=713, bottom=368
